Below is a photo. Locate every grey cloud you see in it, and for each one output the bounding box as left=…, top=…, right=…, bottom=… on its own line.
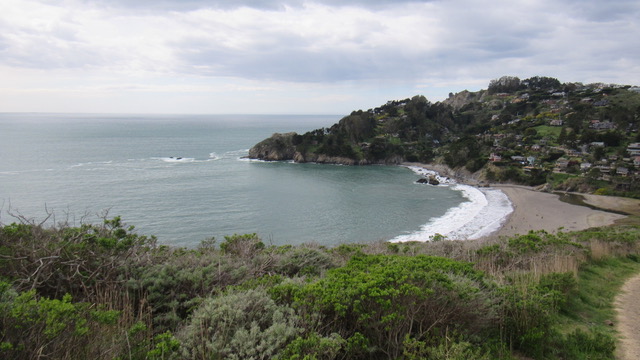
left=565, top=0, right=640, bottom=22
left=179, top=43, right=421, bottom=82
left=83, top=0, right=434, bottom=11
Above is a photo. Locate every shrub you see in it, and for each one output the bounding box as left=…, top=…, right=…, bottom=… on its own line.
left=272, top=255, right=497, bottom=359
left=178, top=288, right=301, bottom=360
left=498, top=273, right=576, bottom=358
left=276, top=332, right=346, bottom=360
left=403, top=335, right=495, bottom=360
left=275, top=245, right=336, bottom=277
left=0, top=282, right=123, bottom=360
left=557, top=328, right=615, bottom=359
left=220, top=233, right=265, bottom=258
left=0, top=218, right=155, bottom=302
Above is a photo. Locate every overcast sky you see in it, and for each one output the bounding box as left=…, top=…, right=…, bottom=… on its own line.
left=1, top=0, right=638, bottom=114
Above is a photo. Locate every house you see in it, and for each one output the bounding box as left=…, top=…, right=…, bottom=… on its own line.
left=598, top=166, right=611, bottom=174
left=634, top=156, right=640, bottom=166
left=549, top=119, right=564, bottom=126
left=531, top=144, right=542, bottom=152
left=590, top=142, right=605, bottom=147
left=590, top=120, right=616, bottom=130
left=556, top=159, right=570, bottom=169
left=567, top=149, right=581, bottom=157
left=489, top=153, right=502, bottom=162
left=627, top=143, right=640, bottom=156
left=617, top=167, right=629, bottom=176
left=580, top=162, right=592, bottom=171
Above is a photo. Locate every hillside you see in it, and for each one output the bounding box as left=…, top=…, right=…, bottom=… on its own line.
left=249, top=76, right=640, bottom=197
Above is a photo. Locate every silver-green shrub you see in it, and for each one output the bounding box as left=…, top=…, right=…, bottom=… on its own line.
left=178, top=288, right=301, bottom=360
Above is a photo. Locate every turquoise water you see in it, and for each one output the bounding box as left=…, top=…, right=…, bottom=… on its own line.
left=0, top=113, right=467, bottom=247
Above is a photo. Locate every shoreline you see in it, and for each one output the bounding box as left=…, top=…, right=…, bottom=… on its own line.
left=401, top=162, right=633, bottom=241
left=482, top=185, right=627, bottom=240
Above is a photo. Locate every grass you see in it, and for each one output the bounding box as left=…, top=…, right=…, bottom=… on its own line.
left=533, top=125, right=562, bottom=139
left=557, top=256, right=640, bottom=335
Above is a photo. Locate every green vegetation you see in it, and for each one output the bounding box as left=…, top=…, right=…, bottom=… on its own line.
left=251, top=76, right=640, bottom=197
left=2, top=214, right=639, bottom=359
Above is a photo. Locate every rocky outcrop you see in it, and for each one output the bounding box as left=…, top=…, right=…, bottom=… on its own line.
left=293, top=152, right=369, bottom=165
left=416, top=175, right=440, bottom=185
left=441, top=89, right=487, bottom=110
left=248, top=132, right=297, bottom=161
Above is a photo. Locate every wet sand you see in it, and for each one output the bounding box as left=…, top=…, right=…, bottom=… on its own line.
left=484, top=185, right=628, bottom=239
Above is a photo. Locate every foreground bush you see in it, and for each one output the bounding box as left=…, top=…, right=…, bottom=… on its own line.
left=1, top=218, right=638, bottom=359
left=0, top=282, right=122, bottom=359
left=271, top=254, right=498, bottom=359
left=178, top=288, right=301, bottom=359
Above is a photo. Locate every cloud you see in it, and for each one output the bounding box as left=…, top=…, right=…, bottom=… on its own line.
left=0, top=0, right=639, bottom=113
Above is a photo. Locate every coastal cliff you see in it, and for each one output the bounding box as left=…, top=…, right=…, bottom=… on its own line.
left=247, top=132, right=298, bottom=161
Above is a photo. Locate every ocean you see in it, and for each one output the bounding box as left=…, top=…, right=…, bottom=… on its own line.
left=0, top=113, right=512, bottom=247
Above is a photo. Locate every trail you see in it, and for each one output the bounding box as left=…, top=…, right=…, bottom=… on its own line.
left=615, top=273, right=640, bottom=359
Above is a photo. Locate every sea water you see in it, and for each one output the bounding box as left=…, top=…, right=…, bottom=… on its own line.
left=0, top=113, right=512, bottom=247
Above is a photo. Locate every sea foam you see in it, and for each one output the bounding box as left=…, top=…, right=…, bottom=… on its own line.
left=390, top=167, right=513, bottom=242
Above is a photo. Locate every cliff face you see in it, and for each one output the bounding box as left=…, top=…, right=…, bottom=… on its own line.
left=441, top=89, right=487, bottom=110
left=247, top=132, right=297, bottom=161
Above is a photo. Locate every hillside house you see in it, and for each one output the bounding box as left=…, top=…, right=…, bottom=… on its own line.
left=580, top=162, right=592, bottom=171
left=627, top=143, right=640, bottom=156
left=489, top=153, right=502, bottom=162
left=590, top=120, right=616, bottom=130
left=549, top=119, right=564, bottom=126
left=511, top=156, right=526, bottom=164
left=567, top=149, right=581, bottom=157
left=598, top=166, right=611, bottom=174
left=556, top=159, right=570, bottom=170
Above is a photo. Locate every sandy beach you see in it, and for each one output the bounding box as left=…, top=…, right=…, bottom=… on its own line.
left=485, top=185, right=630, bottom=239
left=402, top=162, right=639, bottom=240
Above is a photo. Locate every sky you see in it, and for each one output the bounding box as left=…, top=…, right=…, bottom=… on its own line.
left=0, top=0, right=639, bottom=115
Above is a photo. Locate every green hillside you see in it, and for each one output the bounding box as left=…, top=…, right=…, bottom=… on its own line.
left=250, top=76, right=640, bottom=197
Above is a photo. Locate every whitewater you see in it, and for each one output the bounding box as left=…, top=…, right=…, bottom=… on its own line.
left=390, top=166, right=513, bottom=242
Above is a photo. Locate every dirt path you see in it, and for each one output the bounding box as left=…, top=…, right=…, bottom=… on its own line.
left=615, top=273, right=640, bottom=359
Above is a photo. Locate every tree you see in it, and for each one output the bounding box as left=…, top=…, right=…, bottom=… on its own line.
left=557, top=127, right=567, bottom=145
left=488, top=76, right=521, bottom=94
left=522, top=76, right=561, bottom=91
